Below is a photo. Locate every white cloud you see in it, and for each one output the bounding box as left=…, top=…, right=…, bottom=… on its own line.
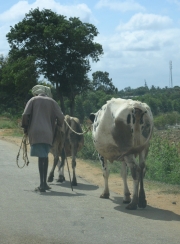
left=117, top=13, right=173, bottom=31
left=95, top=0, right=145, bottom=12
left=0, top=0, right=96, bottom=56
left=90, top=13, right=180, bottom=89
left=0, top=0, right=96, bottom=24
left=1, top=1, right=180, bottom=89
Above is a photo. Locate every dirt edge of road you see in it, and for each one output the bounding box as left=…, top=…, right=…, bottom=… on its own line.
left=0, top=131, right=180, bottom=216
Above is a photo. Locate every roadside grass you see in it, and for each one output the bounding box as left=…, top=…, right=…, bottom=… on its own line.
left=0, top=116, right=23, bottom=137
left=144, top=179, right=180, bottom=194
left=0, top=119, right=16, bottom=129
left=77, top=157, right=180, bottom=194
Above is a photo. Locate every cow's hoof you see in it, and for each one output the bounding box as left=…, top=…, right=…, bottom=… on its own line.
left=126, top=203, right=137, bottom=210
left=123, top=199, right=131, bottom=204
left=57, top=175, right=65, bottom=183
left=138, top=189, right=147, bottom=208
left=138, top=199, right=147, bottom=208
left=100, top=193, right=110, bottom=199
left=47, top=176, right=53, bottom=182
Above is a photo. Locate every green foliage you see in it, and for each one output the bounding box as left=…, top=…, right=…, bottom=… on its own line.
left=0, top=119, right=16, bottom=129
left=77, top=132, right=98, bottom=160
left=0, top=116, right=23, bottom=137
left=146, top=133, right=180, bottom=184
left=74, top=90, right=118, bottom=122
left=91, top=71, right=118, bottom=94
left=0, top=55, right=38, bottom=114
left=154, top=112, right=180, bottom=129
left=6, top=8, right=103, bottom=115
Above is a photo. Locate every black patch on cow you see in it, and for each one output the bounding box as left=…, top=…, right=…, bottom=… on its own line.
left=140, top=115, right=143, bottom=124
left=93, top=122, right=99, bottom=132
left=131, top=165, right=139, bottom=180
left=112, top=119, right=132, bottom=151
left=132, top=114, right=136, bottom=124
left=140, top=111, right=147, bottom=124
left=98, top=154, right=105, bottom=168
left=127, top=114, right=131, bottom=124
left=142, top=123, right=150, bottom=138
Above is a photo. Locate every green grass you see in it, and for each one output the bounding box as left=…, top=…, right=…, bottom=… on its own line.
left=0, top=119, right=17, bottom=129
left=0, top=116, right=23, bottom=136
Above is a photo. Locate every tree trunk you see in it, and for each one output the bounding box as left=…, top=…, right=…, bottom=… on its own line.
left=56, top=81, right=65, bottom=114
left=69, top=97, right=75, bottom=116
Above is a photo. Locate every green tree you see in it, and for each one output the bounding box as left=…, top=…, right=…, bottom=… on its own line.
left=6, top=8, right=103, bottom=115
left=91, top=71, right=118, bottom=94
left=0, top=55, right=37, bottom=114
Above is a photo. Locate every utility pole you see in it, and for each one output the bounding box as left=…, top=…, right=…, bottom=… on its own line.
left=169, top=60, right=173, bottom=88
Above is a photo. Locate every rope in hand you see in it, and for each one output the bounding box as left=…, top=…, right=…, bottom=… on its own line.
left=64, top=118, right=91, bottom=135
left=16, top=134, right=30, bottom=168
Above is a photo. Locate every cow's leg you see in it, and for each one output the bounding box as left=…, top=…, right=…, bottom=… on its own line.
left=99, top=154, right=110, bottom=199
left=124, top=155, right=140, bottom=210
left=138, top=150, right=147, bottom=208
left=121, top=160, right=131, bottom=204
left=71, top=145, right=78, bottom=186
left=57, top=149, right=66, bottom=183
left=47, top=156, right=59, bottom=182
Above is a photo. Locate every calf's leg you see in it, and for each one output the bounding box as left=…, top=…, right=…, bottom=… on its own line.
left=70, top=144, right=78, bottom=186
left=57, top=149, right=66, bottom=183
left=47, top=156, right=59, bottom=182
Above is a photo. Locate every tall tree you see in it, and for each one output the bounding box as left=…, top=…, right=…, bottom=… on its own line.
left=6, top=8, right=103, bottom=114
left=91, top=71, right=117, bottom=94
left=0, top=55, right=38, bottom=113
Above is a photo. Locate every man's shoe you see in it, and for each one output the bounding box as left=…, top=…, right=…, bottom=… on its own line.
left=35, top=186, right=46, bottom=192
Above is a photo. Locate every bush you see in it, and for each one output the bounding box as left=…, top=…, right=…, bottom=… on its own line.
left=77, top=132, right=98, bottom=161
left=154, top=112, right=180, bottom=129
left=0, top=118, right=16, bottom=129
left=146, top=134, right=180, bottom=184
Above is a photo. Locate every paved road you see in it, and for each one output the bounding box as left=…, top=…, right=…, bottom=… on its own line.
left=0, top=139, right=180, bottom=244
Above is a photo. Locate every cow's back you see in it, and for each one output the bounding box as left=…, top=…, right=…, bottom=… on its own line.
left=92, top=98, right=153, bottom=162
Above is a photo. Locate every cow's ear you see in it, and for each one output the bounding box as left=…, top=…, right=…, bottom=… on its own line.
left=89, top=113, right=95, bottom=123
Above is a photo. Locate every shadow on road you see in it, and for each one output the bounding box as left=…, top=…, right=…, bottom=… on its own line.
left=50, top=180, right=99, bottom=191
left=111, top=196, right=180, bottom=221
left=32, top=190, right=85, bottom=197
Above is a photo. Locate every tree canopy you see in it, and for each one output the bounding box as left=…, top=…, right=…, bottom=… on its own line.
left=0, top=54, right=38, bottom=114
left=6, top=8, right=103, bottom=114
left=91, top=71, right=118, bottom=93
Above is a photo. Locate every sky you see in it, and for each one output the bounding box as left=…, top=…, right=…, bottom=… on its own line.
left=0, top=0, right=180, bottom=90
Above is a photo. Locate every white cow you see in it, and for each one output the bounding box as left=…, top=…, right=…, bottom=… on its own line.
left=89, top=98, right=153, bottom=210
